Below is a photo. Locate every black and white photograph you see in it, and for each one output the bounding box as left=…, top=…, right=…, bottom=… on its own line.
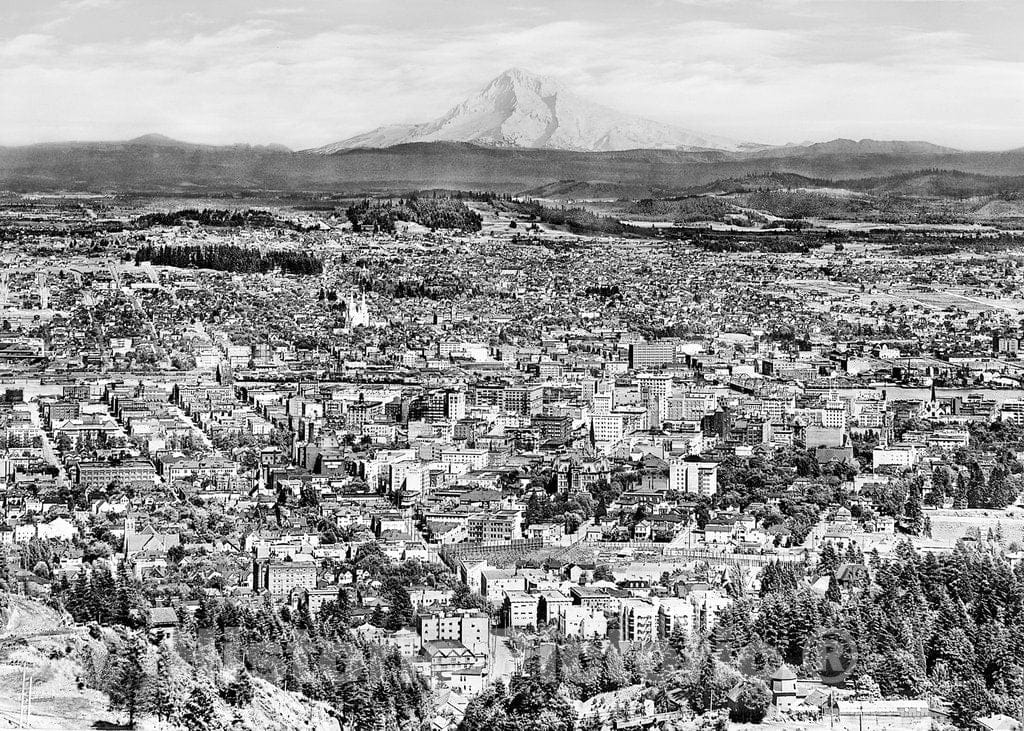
left=2, top=0, right=1024, bottom=729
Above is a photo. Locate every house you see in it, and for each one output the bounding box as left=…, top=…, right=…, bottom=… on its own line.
left=975, top=715, right=1023, bottom=731
left=771, top=664, right=798, bottom=710
left=418, top=611, right=490, bottom=655
left=835, top=563, right=869, bottom=589
left=570, top=586, right=612, bottom=612
left=446, top=666, right=488, bottom=696
left=502, top=591, right=538, bottom=628
left=479, top=569, right=525, bottom=599
left=124, top=526, right=181, bottom=559
left=560, top=605, right=607, bottom=639
left=149, top=606, right=180, bottom=640
left=422, top=641, right=485, bottom=674
left=538, top=590, right=572, bottom=624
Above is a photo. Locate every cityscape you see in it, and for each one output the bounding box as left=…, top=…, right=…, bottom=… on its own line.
left=3, top=1, right=1024, bottom=731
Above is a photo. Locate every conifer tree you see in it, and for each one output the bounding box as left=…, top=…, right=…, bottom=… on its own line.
left=601, top=644, right=628, bottom=692
left=180, top=681, right=219, bottom=731
left=107, top=633, right=149, bottom=728
left=222, top=667, right=255, bottom=707
left=149, top=640, right=183, bottom=723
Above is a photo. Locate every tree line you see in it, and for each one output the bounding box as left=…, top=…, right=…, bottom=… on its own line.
left=134, top=243, right=323, bottom=275
left=346, top=196, right=483, bottom=233
left=134, top=208, right=284, bottom=229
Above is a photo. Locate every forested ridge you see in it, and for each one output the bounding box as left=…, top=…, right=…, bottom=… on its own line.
left=134, top=243, right=323, bottom=275
left=346, top=195, right=483, bottom=233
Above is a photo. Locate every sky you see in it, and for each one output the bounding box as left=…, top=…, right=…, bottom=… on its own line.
left=2, top=0, right=1023, bottom=150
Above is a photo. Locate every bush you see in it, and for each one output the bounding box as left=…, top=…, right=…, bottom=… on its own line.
left=729, top=679, right=772, bottom=723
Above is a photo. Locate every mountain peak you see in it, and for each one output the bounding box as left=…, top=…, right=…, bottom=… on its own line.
left=311, top=70, right=741, bottom=154
left=491, top=67, right=560, bottom=90
left=128, top=133, right=186, bottom=146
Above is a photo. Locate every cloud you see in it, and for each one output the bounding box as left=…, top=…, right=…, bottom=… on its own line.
left=0, top=0, right=1022, bottom=149
left=0, top=33, right=53, bottom=59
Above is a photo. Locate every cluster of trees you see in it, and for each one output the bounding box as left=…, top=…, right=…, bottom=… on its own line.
left=508, top=200, right=634, bottom=236
left=459, top=656, right=576, bottom=731
left=627, top=196, right=735, bottom=223
left=134, top=208, right=283, bottom=229
left=346, top=196, right=483, bottom=233
left=99, top=633, right=235, bottom=730
left=524, top=490, right=595, bottom=534
left=680, top=542, right=1024, bottom=727
left=52, top=563, right=149, bottom=629
left=519, top=467, right=644, bottom=535
left=546, top=639, right=661, bottom=699
left=714, top=451, right=850, bottom=545
left=891, top=419, right=1024, bottom=510
left=187, top=590, right=432, bottom=729
left=583, top=284, right=621, bottom=299
left=134, top=243, right=323, bottom=275
left=392, top=279, right=460, bottom=300
left=737, top=190, right=879, bottom=220
left=689, top=233, right=824, bottom=254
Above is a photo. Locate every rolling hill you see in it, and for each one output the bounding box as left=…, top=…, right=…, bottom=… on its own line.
left=3, top=137, right=1024, bottom=196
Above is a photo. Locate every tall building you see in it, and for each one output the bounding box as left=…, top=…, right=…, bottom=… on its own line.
left=637, top=373, right=673, bottom=423
left=426, top=388, right=466, bottom=422
left=531, top=414, right=573, bottom=444
left=629, top=341, right=676, bottom=370
left=502, top=385, right=543, bottom=416
left=620, top=598, right=659, bottom=643
left=418, top=610, right=490, bottom=654
left=668, top=458, right=718, bottom=497
left=255, top=560, right=317, bottom=596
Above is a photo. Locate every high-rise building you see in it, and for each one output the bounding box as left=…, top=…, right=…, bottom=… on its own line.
left=668, top=458, right=718, bottom=497
left=629, top=341, right=676, bottom=370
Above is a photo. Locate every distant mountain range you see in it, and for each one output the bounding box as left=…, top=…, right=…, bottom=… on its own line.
left=3, top=136, right=1024, bottom=196
left=1, top=68, right=1022, bottom=195
left=311, top=68, right=743, bottom=154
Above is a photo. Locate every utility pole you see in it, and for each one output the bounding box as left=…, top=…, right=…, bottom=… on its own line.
left=17, top=664, right=34, bottom=729
left=19, top=666, right=26, bottom=727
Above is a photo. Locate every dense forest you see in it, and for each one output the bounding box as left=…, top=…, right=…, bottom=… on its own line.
left=134, top=208, right=286, bottom=229
left=134, top=243, right=323, bottom=275
left=626, top=196, right=736, bottom=223
left=689, top=232, right=826, bottom=254
left=346, top=196, right=483, bottom=233
left=735, top=191, right=883, bottom=221
left=698, top=542, right=1024, bottom=727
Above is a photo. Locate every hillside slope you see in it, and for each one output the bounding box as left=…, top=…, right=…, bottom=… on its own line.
left=0, top=596, right=338, bottom=731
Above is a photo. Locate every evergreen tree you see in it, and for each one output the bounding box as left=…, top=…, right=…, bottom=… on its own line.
left=692, top=648, right=717, bottom=713
left=115, top=561, right=147, bottom=628
left=107, top=633, right=149, bottom=728
left=825, top=573, right=843, bottom=604
left=818, top=542, right=840, bottom=576
left=668, top=623, right=690, bottom=662
left=69, top=570, right=94, bottom=622
left=601, top=644, right=628, bottom=692
left=180, top=682, right=219, bottom=731
left=221, top=667, right=255, bottom=707
left=91, top=568, right=118, bottom=624
left=966, top=462, right=986, bottom=509
left=149, top=639, right=182, bottom=723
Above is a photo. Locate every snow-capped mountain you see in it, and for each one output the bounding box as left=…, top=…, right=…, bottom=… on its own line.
left=312, top=68, right=742, bottom=153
